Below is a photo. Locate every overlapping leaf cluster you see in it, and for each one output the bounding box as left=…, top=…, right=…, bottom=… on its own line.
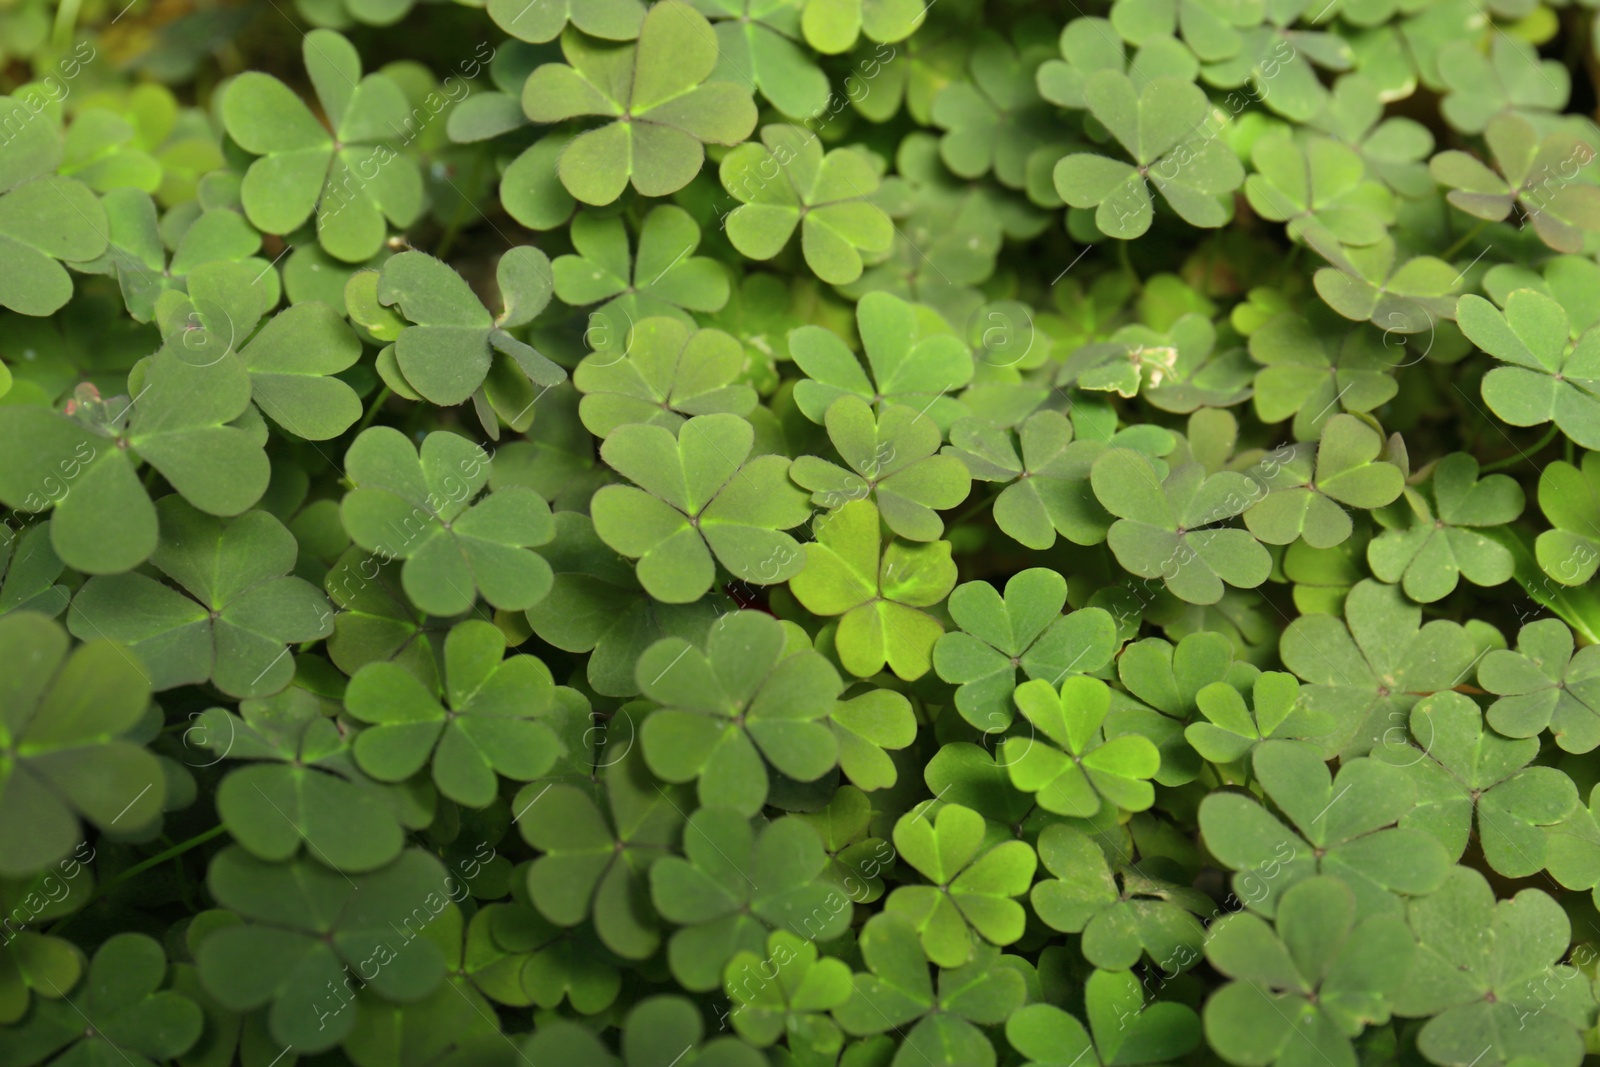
left=4, top=0, right=1600, bottom=1065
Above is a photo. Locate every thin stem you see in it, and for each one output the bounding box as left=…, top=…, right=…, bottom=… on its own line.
left=353, top=386, right=392, bottom=437
left=1482, top=424, right=1559, bottom=472
left=1441, top=220, right=1488, bottom=262
left=51, top=825, right=229, bottom=935
left=52, top=0, right=83, bottom=50
left=949, top=487, right=1003, bottom=529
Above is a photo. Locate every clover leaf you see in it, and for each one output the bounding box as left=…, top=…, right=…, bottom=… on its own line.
left=930, top=33, right=1055, bottom=189
left=1431, top=114, right=1600, bottom=254
left=944, top=410, right=1113, bottom=550
left=1032, top=822, right=1207, bottom=971
left=1244, top=133, right=1394, bottom=247
left=1393, top=867, right=1590, bottom=1067
left=693, top=0, right=829, bottom=118
left=933, top=568, right=1118, bottom=731
left=720, top=124, right=892, bottom=285
left=518, top=746, right=688, bottom=961
left=1368, top=452, right=1524, bottom=602
left=789, top=498, right=957, bottom=680
left=1199, top=740, right=1450, bottom=918
left=1436, top=36, right=1569, bottom=135
left=651, top=807, right=845, bottom=991
left=1000, top=676, right=1162, bottom=818
left=1093, top=449, right=1273, bottom=605
left=196, top=846, right=450, bottom=1051
left=3, top=934, right=200, bottom=1067
left=0, top=612, right=165, bottom=877
left=1185, top=670, right=1332, bottom=765
left=591, top=413, right=810, bottom=603
left=222, top=30, right=422, bottom=262
left=1481, top=619, right=1600, bottom=752
left=553, top=206, right=730, bottom=355
left=345, top=619, right=561, bottom=807
left=636, top=610, right=840, bottom=815
left=190, top=687, right=413, bottom=873
left=522, top=2, right=759, bottom=204
left=832, top=912, right=1026, bottom=1067
left=1373, top=691, right=1578, bottom=878
left=525, top=511, right=718, bottom=698
left=789, top=290, right=974, bottom=429
left=1053, top=72, right=1244, bottom=239
left=339, top=427, right=556, bottom=617
left=0, top=99, right=107, bottom=317
left=723, top=928, right=853, bottom=1053
left=799, top=0, right=925, bottom=54
left=884, top=800, right=1036, bottom=966
left=1279, top=578, right=1477, bottom=758
left=1037, top=18, right=1198, bottom=110
left=1109, top=0, right=1264, bottom=66
left=1534, top=452, right=1600, bottom=587
left=376, top=248, right=565, bottom=416
left=323, top=547, right=440, bottom=687
left=0, top=523, right=68, bottom=619
left=573, top=318, right=757, bottom=438
left=1246, top=312, right=1399, bottom=439
left=1241, top=414, right=1406, bottom=550
left=832, top=685, right=918, bottom=791
left=1006, top=970, right=1201, bottom=1067
left=0, top=346, right=270, bottom=575
left=1457, top=290, right=1600, bottom=451
left=1313, top=236, right=1458, bottom=331
left=1203, top=876, right=1414, bottom=1067
left=1109, top=630, right=1251, bottom=783
left=67, top=498, right=333, bottom=697
left=792, top=395, right=972, bottom=541
left=487, top=0, right=644, bottom=43
left=0, top=917, right=81, bottom=1026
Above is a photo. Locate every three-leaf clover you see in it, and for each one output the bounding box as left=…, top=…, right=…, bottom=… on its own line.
left=831, top=913, right=1026, bottom=1067
left=884, top=801, right=1037, bottom=966
left=693, top=0, right=830, bottom=119
left=196, top=846, right=450, bottom=1051
left=191, top=687, right=414, bottom=873
left=650, top=807, right=846, bottom=991
left=1031, top=822, right=1208, bottom=971
left=1243, top=133, right=1394, bottom=247
left=1368, top=453, right=1525, bottom=602
left=999, top=676, right=1162, bottom=818
left=1092, top=449, right=1272, bottom=605
left=1198, top=739, right=1450, bottom=918
left=1431, top=114, right=1600, bottom=254
left=1246, top=312, right=1399, bottom=439
left=522, top=2, right=759, bottom=205
left=4, top=935, right=200, bottom=1067
left=791, top=395, right=972, bottom=541
left=1435, top=36, right=1570, bottom=135
left=789, top=291, right=974, bottom=429
left=1392, top=867, right=1590, bottom=1067
left=789, top=498, right=958, bottom=680
left=553, top=206, right=731, bottom=353
left=517, top=746, right=689, bottom=961
left=1481, top=619, right=1600, bottom=752
left=0, top=613, right=165, bottom=876
left=1457, top=289, right=1600, bottom=451
left=930, top=34, right=1054, bottom=189
left=1053, top=72, right=1244, bottom=239
left=944, top=410, right=1113, bottom=550
left=720, top=124, right=893, bottom=285
left=1313, top=235, right=1458, bottom=331
left=590, top=413, right=810, bottom=603
left=1006, top=970, right=1201, bottom=1067
left=339, top=427, right=557, bottom=617
left=572, top=318, right=757, bottom=438
left=636, top=610, right=840, bottom=815
left=344, top=619, right=562, bottom=808
left=933, top=568, right=1118, bottom=730
left=723, top=929, right=853, bottom=1053
left=1185, top=670, right=1331, bottom=765
left=222, top=30, right=422, bottom=262
left=67, top=498, right=333, bottom=697
left=1203, top=876, right=1415, bottom=1067
left=0, top=97, right=107, bottom=316
left=1533, top=452, right=1600, bottom=587
left=1279, top=579, right=1478, bottom=758
left=0, top=346, right=271, bottom=574
left=1241, top=414, right=1406, bottom=551
left=376, top=248, right=565, bottom=412
left=1373, top=691, right=1578, bottom=878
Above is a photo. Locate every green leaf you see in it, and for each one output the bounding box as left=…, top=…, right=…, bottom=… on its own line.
left=1457, top=290, right=1600, bottom=451
left=1000, top=675, right=1161, bottom=818
left=573, top=317, right=756, bottom=438
left=1368, top=453, right=1524, bottom=603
